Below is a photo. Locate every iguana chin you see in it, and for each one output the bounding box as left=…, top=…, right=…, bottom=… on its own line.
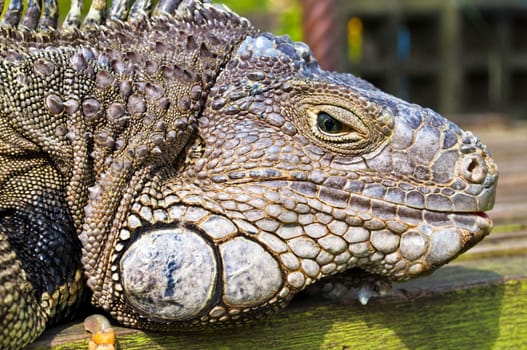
left=0, top=0, right=498, bottom=348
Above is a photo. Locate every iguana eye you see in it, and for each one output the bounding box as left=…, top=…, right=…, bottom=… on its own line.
left=317, top=112, right=344, bottom=134
left=296, top=96, right=383, bottom=154
left=307, top=105, right=367, bottom=144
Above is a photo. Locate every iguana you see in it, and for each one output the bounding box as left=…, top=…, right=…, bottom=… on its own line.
left=0, top=0, right=498, bottom=348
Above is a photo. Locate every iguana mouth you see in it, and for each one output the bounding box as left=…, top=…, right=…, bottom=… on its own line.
left=208, top=174, right=495, bottom=229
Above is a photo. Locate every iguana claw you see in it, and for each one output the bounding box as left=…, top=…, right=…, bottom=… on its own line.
left=84, top=314, right=116, bottom=350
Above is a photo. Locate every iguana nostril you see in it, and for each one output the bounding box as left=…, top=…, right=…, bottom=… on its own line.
left=461, top=154, right=488, bottom=184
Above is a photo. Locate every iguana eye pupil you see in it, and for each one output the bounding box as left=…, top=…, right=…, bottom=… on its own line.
left=317, top=112, right=342, bottom=133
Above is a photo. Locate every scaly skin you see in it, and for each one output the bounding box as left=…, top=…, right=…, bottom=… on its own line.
left=0, top=1, right=497, bottom=348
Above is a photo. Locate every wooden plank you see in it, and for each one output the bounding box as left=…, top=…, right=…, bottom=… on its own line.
left=28, top=260, right=527, bottom=349
left=29, top=121, right=527, bottom=349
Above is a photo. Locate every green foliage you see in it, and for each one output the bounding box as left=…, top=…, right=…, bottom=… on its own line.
left=213, top=0, right=303, bottom=42
left=275, top=1, right=302, bottom=41
left=215, top=0, right=269, bottom=13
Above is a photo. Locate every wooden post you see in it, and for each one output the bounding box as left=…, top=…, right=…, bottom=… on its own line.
left=300, top=0, right=343, bottom=71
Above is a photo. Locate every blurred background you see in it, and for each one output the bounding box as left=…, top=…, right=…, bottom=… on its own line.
left=218, top=0, right=527, bottom=121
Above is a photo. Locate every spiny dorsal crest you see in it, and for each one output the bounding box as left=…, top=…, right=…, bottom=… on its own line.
left=0, top=0, right=233, bottom=32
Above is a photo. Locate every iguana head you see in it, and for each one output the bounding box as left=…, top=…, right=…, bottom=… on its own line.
left=82, top=17, right=498, bottom=329
left=188, top=32, right=497, bottom=276
left=196, top=33, right=498, bottom=276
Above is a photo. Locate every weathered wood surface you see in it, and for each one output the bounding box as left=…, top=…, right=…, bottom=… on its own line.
left=29, top=119, right=527, bottom=349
